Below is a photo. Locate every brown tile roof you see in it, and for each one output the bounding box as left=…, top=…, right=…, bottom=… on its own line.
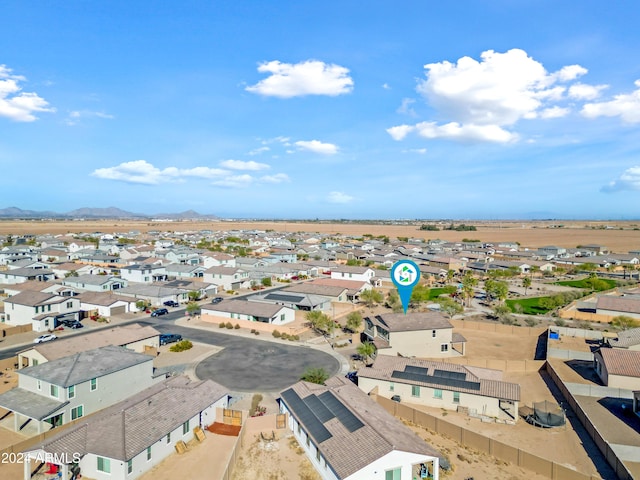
left=598, top=348, right=640, bottom=378
left=597, top=295, right=640, bottom=314
left=358, top=355, right=520, bottom=402
left=281, top=377, right=441, bottom=479
left=5, top=291, right=61, bottom=307
left=201, top=299, right=286, bottom=317
left=367, top=312, right=453, bottom=332
left=284, top=283, right=348, bottom=297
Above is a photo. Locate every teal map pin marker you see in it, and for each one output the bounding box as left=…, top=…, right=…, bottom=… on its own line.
left=391, top=260, right=421, bottom=314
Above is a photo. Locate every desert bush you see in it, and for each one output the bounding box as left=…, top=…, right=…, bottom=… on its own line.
left=170, top=340, right=193, bottom=352
left=272, top=330, right=281, bottom=338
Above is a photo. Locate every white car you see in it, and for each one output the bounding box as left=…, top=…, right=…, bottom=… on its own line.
left=33, top=334, right=57, bottom=344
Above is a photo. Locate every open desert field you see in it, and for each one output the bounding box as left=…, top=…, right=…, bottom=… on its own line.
left=2, top=219, right=640, bottom=252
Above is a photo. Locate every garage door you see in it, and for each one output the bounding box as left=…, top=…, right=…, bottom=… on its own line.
left=109, top=305, right=127, bottom=316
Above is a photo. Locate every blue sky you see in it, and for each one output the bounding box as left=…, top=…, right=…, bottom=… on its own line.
left=2, top=1, right=640, bottom=219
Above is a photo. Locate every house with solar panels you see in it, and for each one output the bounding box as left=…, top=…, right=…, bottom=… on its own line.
left=357, top=356, right=520, bottom=421
left=279, top=376, right=442, bottom=480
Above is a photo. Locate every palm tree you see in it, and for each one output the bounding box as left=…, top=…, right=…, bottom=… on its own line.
left=522, top=276, right=532, bottom=295
left=446, top=269, right=455, bottom=284
left=357, top=341, right=377, bottom=365
left=461, top=272, right=477, bottom=307
left=300, top=367, right=330, bottom=385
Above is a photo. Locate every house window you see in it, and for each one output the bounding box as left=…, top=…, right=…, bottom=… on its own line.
left=35, top=306, right=39, bottom=314
left=50, top=384, right=59, bottom=398
left=453, top=391, right=460, bottom=403
left=183, top=420, right=190, bottom=435
left=389, top=382, right=394, bottom=392
left=127, top=459, right=133, bottom=474
left=166, top=432, right=171, bottom=444
left=146, top=446, right=152, bottom=461
left=66, top=301, right=73, bottom=308
left=37, top=379, right=41, bottom=390
left=441, top=344, right=448, bottom=352
left=33, top=359, right=39, bottom=366
left=68, top=385, right=75, bottom=399
left=90, top=378, right=97, bottom=391
left=47, top=304, right=51, bottom=312
left=97, top=457, right=111, bottom=473
left=71, top=405, right=83, bottom=420
left=280, top=314, right=285, bottom=321
left=434, top=389, right=443, bottom=399
left=385, top=467, right=401, bottom=480
left=44, top=319, right=49, bottom=328
left=432, top=330, right=436, bottom=337
left=411, top=385, right=420, bottom=397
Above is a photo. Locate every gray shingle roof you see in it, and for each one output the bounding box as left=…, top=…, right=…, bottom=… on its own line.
left=609, top=327, right=640, bottom=348
left=19, top=345, right=153, bottom=387
left=202, top=299, right=286, bottom=317
left=27, top=376, right=228, bottom=461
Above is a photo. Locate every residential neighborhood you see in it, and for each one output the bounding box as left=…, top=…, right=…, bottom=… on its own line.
left=0, top=224, right=638, bottom=480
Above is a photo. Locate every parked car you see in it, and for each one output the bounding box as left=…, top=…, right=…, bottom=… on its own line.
left=34, top=334, right=57, bottom=344
left=159, top=333, right=182, bottom=345
left=150, top=308, right=169, bottom=317
left=67, top=321, right=84, bottom=329
left=391, top=395, right=401, bottom=403
left=211, top=297, right=223, bottom=304
left=345, top=371, right=358, bottom=384
left=163, top=300, right=179, bottom=307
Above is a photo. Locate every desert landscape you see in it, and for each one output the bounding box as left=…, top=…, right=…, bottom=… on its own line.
left=2, top=219, right=640, bottom=251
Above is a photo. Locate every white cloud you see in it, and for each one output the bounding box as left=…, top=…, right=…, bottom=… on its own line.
left=386, top=125, right=415, bottom=141
left=92, top=160, right=290, bottom=189
left=389, top=49, right=589, bottom=143
left=414, top=121, right=517, bottom=143
left=539, top=106, right=570, bottom=119
left=403, top=148, right=427, bottom=154
left=212, top=174, right=254, bottom=188
left=248, top=146, right=270, bottom=156
left=602, top=166, right=640, bottom=192
left=219, top=159, right=270, bottom=171
left=568, top=83, right=608, bottom=100
left=397, top=98, right=416, bottom=116
left=245, top=60, right=354, bottom=98
left=327, top=191, right=354, bottom=204
left=0, top=64, right=55, bottom=122
left=382, top=83, right=391, bottom=90
left=261, top=173, right=290, bottom=183
left=295, top=140, right=339, bottom=155
left=65, top=110, right=114, bottom=126
left=581, top=80, right=640, bottom=123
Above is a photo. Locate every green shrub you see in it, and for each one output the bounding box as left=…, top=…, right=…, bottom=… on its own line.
left=219, top=322, right=226, bottom=328
left=170, top=340, right=193, bottom=352
left=234, top=323, right=240, bottom=329
left=272, top=330, right=281, bottom=338
left=225, top=322, right=234, bottom=329
left=254, top=330, right=260, bottom=335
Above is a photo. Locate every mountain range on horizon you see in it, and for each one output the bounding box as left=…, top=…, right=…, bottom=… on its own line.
left=0, top=206, right=219, bottom=220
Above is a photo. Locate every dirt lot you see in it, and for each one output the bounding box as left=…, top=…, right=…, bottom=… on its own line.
left=3, top=219, right=640, bottom=251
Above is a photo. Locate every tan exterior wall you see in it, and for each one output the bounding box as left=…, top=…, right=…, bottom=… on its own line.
left=450, top=318, right=546, bottom=336
left=358, top=376, right=508, bottom=418
left=201, top=313, right=305, bottom=336
left=380, top=328, right=454, bottom=358
left=607, top=373, right=640, bottom=390
left=442, top=357, right=544, bottom=372
left=125, top=336, right=160, bottom=353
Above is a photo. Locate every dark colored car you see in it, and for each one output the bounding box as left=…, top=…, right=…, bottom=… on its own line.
left=163, top=300, right=179, bottom=307
left=67, top=321, right=84, bottom=329
left=159, top=333, right=182, bottom=345
left=391, top=395, right=401, bottom=403
left=211, top=297, right=223, bottom=304
left=151, top=308, right=169, bottom=317
left=345, top=371, right=358, bottom=384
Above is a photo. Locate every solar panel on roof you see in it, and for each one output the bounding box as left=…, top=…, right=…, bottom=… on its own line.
left=391, top=370, right=481, bottom=391
left=433, top=369, right=466, bottom=381
left=304, top=394, right=336, bottom=423
left=404, top=365, right=429, bottom=375
left=318, top=391, right=364, bottom=432
left=266, top=293, right=304, bottom=303
left=281, top=389, right=332, bottom=443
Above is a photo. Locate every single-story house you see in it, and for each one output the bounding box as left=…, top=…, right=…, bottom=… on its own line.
left=201, top=299, right=295, bottom=325
left=594, top=348, right=640, bottom=390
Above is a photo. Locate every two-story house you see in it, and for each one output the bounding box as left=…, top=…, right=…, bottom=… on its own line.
left=363, top=312, right=466, bottom=358
left=0, top=345, right=165, bottom=434
left=2, top=291, right=81, bottom=331
left=202, top=266, right=250, bottom=291
left=120, top=264, right=168, bottom=284
left=62, top=274, right=127, bottom=292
